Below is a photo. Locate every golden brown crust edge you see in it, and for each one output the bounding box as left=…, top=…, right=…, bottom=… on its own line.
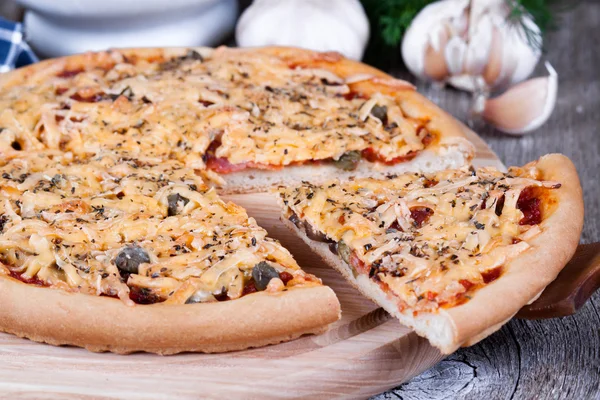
left=444, top=154, right=584, bottom=350
left=0, top=277, right=341, bottom=354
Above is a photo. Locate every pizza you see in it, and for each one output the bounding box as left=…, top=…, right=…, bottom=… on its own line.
left=0, top=46, right=474, bottom=194
left=0, top=46, right=582, bottom=355
left=277, top=154, right=583, bottom=353
left=0, top=150, right=340, bottom=354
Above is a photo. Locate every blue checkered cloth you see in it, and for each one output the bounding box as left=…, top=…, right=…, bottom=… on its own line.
left=0, top=18, right=38, bottom=73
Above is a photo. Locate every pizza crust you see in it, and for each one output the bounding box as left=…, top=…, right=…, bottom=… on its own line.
left=443, top=154, right=584, bottom=349
left=282, top=154, right=583, bottom=353
left=0, top=277, right=340, bottom=354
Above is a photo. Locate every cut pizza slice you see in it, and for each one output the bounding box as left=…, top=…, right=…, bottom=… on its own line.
left=277, top=154, right=583, bottom=353
left=0, top=150, right=340, bottom=354
left=0, top=46, right=474, bottom=193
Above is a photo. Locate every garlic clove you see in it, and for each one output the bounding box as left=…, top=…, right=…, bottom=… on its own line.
left=481, top=26, right=503, bottom=86
left=401, top=0, right=469, bottom=81
left=463, top=14, right=494, bottom=76
left=481, top=62, right=558, bottom=135
left=444, top=35, right=467, bottom=75
left=423, top=25, right=450, bottom=80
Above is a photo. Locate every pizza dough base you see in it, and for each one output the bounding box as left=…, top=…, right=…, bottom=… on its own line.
left=282, top=154, right=583, bottom=354
left=0, top=280, right=340, bottom=355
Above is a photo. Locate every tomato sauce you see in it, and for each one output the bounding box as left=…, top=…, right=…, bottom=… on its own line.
left=128, top=286, right=163, bottom=304
left=279, top=271, right=294, bottom=285
left=410, top=207, right=434, bottom=228
left=361, top=148, right=418, bottom=165
left=70, top=92, right=105, bottom=103
left=204, top=140, right=282, bottom=174
left=57, top=68, right=84, bottom=78
left=349, top=251, right=370, bottom=275
left=481, top=266, right=502, bottom=284
left=516, top=187, right=542, bottom=225
left=8, top=270, right=47, bottom=286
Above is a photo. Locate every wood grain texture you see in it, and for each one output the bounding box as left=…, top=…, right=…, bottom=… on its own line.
left=375, top=1, right=600, bottom=399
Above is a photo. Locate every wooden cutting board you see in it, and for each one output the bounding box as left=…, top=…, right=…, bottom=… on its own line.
left=0, top=126, right=505, bottom=399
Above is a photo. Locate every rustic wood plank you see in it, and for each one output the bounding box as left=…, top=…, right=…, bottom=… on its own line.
left=376, top=1, right=600, bottom=398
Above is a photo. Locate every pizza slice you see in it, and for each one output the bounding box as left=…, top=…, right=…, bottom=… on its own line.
left=277, top=154, right=583, bottom=353
left=0, top=46, right=474, bottom=193
left=0, top=150, right=340, bottom=354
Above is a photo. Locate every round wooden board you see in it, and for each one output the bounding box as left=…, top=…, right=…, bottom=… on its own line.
left=0, top=126, right=504, bottom=399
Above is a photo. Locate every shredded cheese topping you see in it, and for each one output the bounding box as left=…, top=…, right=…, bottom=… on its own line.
left=278, top=165, right=560, bottom=312
left=0, top=48, right=432, bottom=171
left=0, top=151, right=318, bottom=305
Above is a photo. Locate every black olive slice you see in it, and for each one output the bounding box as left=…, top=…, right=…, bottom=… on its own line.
left=167, top=193, right=189, bottom=216
left=252, top=261, right=280, bottom=291
left=114, top=245, right=150, bottom=274
left=370, top=105, right=388, bottom=125
left=333, top=151, right=361, bottom=171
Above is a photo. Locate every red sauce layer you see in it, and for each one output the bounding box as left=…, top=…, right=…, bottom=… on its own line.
left=410, top=206, right=434, bottom=228
left=361, top=148, right=418, bottom=165
left=482, top=266, right=502, bottom=284
left=204, top=141, right=282, bottom=174
left=128, top=286, right=164, bottom=304
left=516, top=187, right=542, bottom=225
left=8, top=270, right=47, bottom=286
left=57, top=68, right=84, bottom=78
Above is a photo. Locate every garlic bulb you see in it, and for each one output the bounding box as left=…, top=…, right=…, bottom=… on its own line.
left=474, top=62, right=558, bottom=135
left=401, top=0, right=541, bottom=92
left=236, top=0, right=370, bottom=61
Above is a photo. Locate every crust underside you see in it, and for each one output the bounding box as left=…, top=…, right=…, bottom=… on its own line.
left=219, top=145, right=472, bottom=194
left=281, top=154, right=584, bottom=354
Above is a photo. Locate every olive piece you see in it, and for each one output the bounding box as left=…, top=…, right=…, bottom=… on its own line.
left=337, top=240, right=351, bottom=265
left=51, top=174, right=65, bottom=188
left=288, top=212, right=303, bottom=228
left=252, top=261, right=280, bottom=291
left=370, top=105, right=388, bottom=125
left=184, top=49, right=203, bottom=61
left=329, top=242, right=338, bottom=254
left=167, top=193, right=189, bottom=216
left=305, top=223, right=331, bottom=243
left=333, top=151, right=361, bottom=171
left=114, top=245, right=150, bottom=274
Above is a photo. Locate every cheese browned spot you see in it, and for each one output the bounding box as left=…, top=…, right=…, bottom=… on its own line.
left=277, top=165, right=561, bottom=312
left=0, top=151, right=320, bottom=305
left=0, top=48, right=434, bottom=174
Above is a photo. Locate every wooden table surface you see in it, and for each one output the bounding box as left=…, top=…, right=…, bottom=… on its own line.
left=374, top=2, right=600, bottom=399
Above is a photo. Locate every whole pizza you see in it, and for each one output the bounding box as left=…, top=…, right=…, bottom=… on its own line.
left=0, top=46, right=583, bottom=354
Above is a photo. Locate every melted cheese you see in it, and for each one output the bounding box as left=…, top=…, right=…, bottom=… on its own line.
left=0, top=151, right=318, bottom=305
left=278, top=166, right=561, bottom=312
left=0, top=48, right=431, bottom=172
